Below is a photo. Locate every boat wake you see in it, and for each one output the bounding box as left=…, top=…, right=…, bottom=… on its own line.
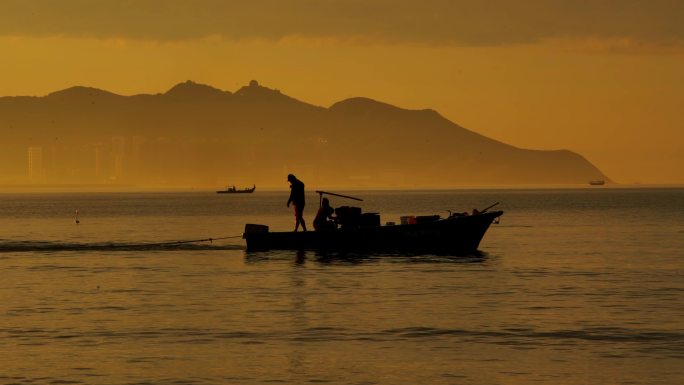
left=0, top=240, right=245, bottom=253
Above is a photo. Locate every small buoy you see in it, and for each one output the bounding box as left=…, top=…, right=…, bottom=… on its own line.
left=75, top=209, right=80, bottom=224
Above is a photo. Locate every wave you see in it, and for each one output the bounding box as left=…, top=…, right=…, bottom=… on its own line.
left=4, top=325, right=681, bottom=344
left=3, top=326, right=682, bottom=355
left=381, top=326, right=684, bottom=343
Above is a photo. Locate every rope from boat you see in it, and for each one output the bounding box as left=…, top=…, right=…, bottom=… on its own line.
left=143, top=235, right=244, bottom=247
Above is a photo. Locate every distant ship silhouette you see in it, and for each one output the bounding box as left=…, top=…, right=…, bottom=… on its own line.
left=216, top=185, right=256, bottom=194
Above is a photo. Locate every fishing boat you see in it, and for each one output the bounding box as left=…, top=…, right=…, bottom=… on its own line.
left=589, top=180, right=605, bottom=186
left=216, top=184, right=256, bottom=194
left=243, top=191, right=503, bottom=254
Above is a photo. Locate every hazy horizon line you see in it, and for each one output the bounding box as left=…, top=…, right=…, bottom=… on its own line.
left=2, top=183, right=681, bottom=195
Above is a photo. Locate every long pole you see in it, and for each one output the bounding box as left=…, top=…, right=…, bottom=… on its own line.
left=315, top=190, right=363, bottom=202
left=480, top=202, right=500, bottom=213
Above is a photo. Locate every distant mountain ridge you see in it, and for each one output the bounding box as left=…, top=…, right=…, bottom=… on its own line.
left=47, top=86, right=123, bottom=99
left=0, top=80, right=610, bottom=187
left=164, top=80, right=230, bottom=98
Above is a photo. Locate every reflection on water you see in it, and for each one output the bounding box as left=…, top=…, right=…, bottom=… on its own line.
left=0, top=188, right=682, bottom=385
left=245, top=250, right=490, bottom=266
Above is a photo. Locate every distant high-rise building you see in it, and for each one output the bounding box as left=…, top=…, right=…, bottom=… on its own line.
left=112, top=136, right=125, bottom=155
left=28, top=146, right=44, bottom=181
left=130, top=135, right=145, bottom=180
left=112, top=136, right=125, bottom=180
left=93, top=144, right=104, bottom=179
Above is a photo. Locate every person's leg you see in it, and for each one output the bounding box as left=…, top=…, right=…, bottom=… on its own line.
left=300, top=204, right=307, bottom=231
left=294, top=206, right=300, bottom=232
left=295, top=205, right=306, bottom=232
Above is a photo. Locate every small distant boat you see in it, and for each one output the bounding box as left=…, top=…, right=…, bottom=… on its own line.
left=216, top=184, right=256, bottom=194
left=589, top=180, right=605, bottom=186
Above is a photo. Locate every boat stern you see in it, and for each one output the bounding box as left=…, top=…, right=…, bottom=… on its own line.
left=243, top=224, right=270, bottom=250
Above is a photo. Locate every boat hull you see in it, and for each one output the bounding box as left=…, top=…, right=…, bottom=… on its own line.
left=243, top=211, right=503, bottom=254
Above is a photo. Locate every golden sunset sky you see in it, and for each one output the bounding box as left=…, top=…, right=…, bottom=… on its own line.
left=1, top=0, right=682, bottom=184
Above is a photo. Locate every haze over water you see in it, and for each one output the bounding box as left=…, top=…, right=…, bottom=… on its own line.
left=1, top=188, right=682, bottom=384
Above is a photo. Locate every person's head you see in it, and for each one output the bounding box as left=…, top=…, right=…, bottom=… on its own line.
left=287, top=174, right=296, bottom=183
left=322, top=197, right=330, bottom=207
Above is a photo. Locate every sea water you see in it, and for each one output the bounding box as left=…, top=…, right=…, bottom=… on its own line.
left=0, top=188, right=682, bottom=385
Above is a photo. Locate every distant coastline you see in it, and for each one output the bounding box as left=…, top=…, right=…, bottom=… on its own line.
left=1, top=80, right=611, bottom=187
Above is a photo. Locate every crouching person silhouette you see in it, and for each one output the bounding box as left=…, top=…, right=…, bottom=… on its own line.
left=314, top=197, right=336, bottom=231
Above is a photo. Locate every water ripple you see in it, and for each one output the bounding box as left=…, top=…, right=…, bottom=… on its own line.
left=2, top=325, right=681, bottom=355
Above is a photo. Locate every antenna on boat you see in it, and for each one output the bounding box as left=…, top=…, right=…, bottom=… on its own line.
left=315, top=190, right=363, bottom=207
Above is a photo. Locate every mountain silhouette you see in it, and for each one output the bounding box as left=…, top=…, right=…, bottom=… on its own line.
left=46, top=86, right=123, bottom=100
left=0, top=80, right=610, bottom=187
left=163, top=80, right=230, bottom=99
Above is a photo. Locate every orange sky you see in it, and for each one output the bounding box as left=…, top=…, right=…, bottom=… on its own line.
left=1, top=0, right=682, bottom=184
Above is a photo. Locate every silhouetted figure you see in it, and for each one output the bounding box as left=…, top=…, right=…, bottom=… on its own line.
left=287, top=174, right=307, bottom=232
left=314, top=198, right=336, bottom=231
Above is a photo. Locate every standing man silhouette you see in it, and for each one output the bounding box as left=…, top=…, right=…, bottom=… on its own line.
left=287, top=174, right=307, bottom=232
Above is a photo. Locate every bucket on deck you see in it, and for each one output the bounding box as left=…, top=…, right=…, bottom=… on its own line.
left=400, top=216, right=417, bottom=225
